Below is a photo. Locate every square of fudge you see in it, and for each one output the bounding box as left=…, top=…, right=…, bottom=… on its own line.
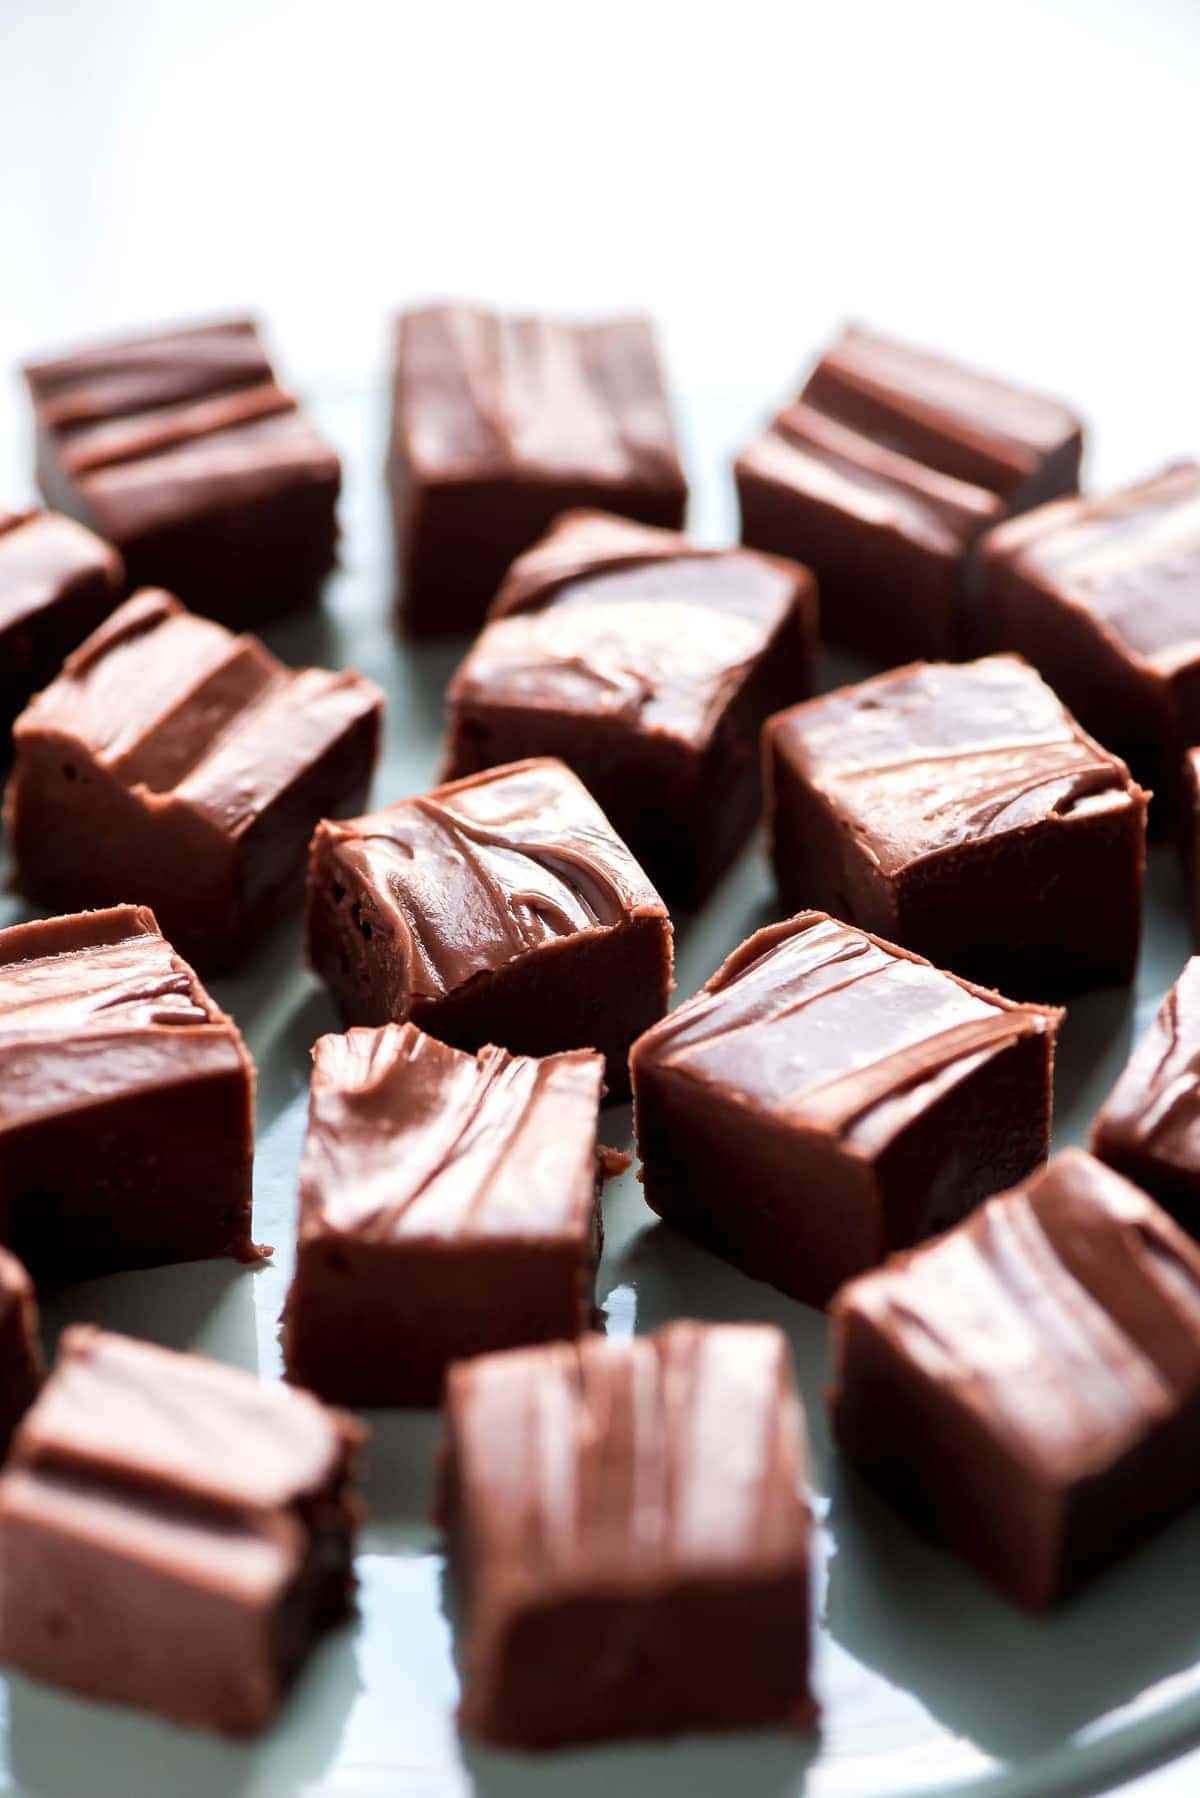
left=0, top=1326, right=363, bottom=1734
left=630, top=910, right=1060, bottom=1307
left=830, top=1151, right=1200, bottom=1609
left=736, top=324, right=1083, bottom=664
left=764, top=654, right=1147, bottom=997
left=975, top=462, right=1200, bottom=815
left=0, top=1249, right=43, bottom=1458
left=442, top=510, right=817, bottom=905
left=1092, top=955, right=1200, bottom=1221
left=389, top=305, right=688, bottom=637
left=23, top=316, right=340, bottom=627
left=1184, top=747, right=1200, bottom=940
left=307, top=757, right=673, bottom=1101
left=7, top=587, right=383, bottom=970
left=284, top=1024, right=616, bottom=1406
left=437, top=1322, right=814, bottom=1749
left=0, top=508, right=123, bottom=731
left=0, top=905, right=257, bottom=1282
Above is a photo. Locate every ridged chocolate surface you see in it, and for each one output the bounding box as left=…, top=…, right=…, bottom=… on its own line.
left=446, top=1322, right=809, bottom=1589
left=1094, top=956, right=1200, bottom=1179
left=16, top=588, right=382, bottom=832
left=299, top=1023, right=603, bottom=1243
left=633, top=911, right=1057, bottom=1148
left=394, top=305, right=685, bottom=492
left=0, top=905, right=249, bottom=1131
left=801, top=325, right=1083, bottom=499
left=314, top=758, right=667, bottom=1003
left=835, top=1151, right=1200, bottom=1477
left=982, top=463, right=1200, bottom=669
left=768, top=655, right=1141, bottom=874
left=451, top=510, right=808, bottom=746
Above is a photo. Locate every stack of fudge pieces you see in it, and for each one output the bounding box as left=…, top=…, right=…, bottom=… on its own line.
left=0, top=300, right=1199, bottom=1757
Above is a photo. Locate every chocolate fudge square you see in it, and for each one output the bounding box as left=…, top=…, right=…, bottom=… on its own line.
left=765, top=654, right=1147, bottom=997
left=284, top=1024, right=613, bottom=1406
left=437, top=1322, right=814, bottom=1749
left=1184, top=747, right=1200, bottom=940
left=1092, top=955, right=1200, bottom=1223
left=307, top=757, right=673, bottom=1101
left=443, top=510, right=817, bottom=904
left=0, top=508, right=123, bottom=732
left=389, top=305, right=688, bottom=637
left=736, top=324, right=1083, bottom=663
left=0, top=1249, right=43, bottom=1458
left=976, top=463, right=1200, bottom=814
left=830, top=1151, right=1200, bottom=1610
left=23, top=316, right=340, bottom=627
left=7, top=588, right=383, bottom=971
left=0, top=1326, right=363, bottom=1734
left=630, top=911, right=1060, bottom=1307
left=0, top=905, right=257, bottom=1283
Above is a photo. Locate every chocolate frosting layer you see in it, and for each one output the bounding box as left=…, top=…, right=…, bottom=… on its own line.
left=0, top=509, right=122, bottom=636
left=452, top=511, right=808, bottom=749
left=0, top=904, right=251, bottom=1132
left=446, top=1321, right=809, bottom=1589
left=635, top=911, right=1059, bottom=1147
left=23, top=318, right=271, bottom=429
left=395, top=306, right=685, bottom=492
left=1094, top=956, right=1200, bottom=1172
left=802, top=324, right=1083, bottom=499
left=16, top=589, right=382, bottom=832
left=769, top=654, right=1141, bottom=874
left=300, top=1023, right=604, bottom=1243
left=835, top=1151, right=1200, bottom=1478
left=982, top=463, right=1200, bottom=670
left=316, top=758, right=667, bottom=1003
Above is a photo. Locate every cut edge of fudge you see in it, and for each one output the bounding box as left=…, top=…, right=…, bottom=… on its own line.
left=0, top=1247, right=44, bottom=1458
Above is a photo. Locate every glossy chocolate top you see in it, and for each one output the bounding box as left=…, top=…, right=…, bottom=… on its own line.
left=299, top=1023, right=603, bottom=1244
left=982, top=463, right=1200, bottom=671
left=1093, top=956, right=1200, bottom=1172
left=450, top=510, right=811, bottom=748
left=768, top=655, right=1142, bottom=874
left=2, top=1325, right=361, bottom=1605
left=314, top=758, right=668, bottom=1002
left=445, top=1322, right=809, bottom=1592
left=741, top=400, right=1004, bottom=553
left=631, top=912, right=1059, bottom=1151
left=801, top=324, right=1083, bottom=500
left=0, top=508, right=122, bottom=636
left=833, top=1151, right=1200, bottom=1476
left=0, top=905, right=251, bottom=1132
left=393, top=305, right=686, bottom=494
left=16, top=589, right=382, bottom=830
left=24, top=317, right=339, bottom=544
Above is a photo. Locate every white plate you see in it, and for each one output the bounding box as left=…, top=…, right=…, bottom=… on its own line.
left=1, top=382, right=1198, bottom=1798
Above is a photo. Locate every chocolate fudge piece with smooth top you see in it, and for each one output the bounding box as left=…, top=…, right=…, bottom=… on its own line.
left=0, top=1249, right=43, bottom=1459
left=0, top=509, right=123, bottom=731
left=307, top=757, right=673, bottom=1101
left=736, top=325, right=1083, bottom=663
left=830, top=1151, right=1200, bottom=1610
left=0, top=905, right=257, bottom=1282
left=631, top=911, right=1060, bottom=1307
left=0, top=1326, right=363, bottom=1734
left=443, top=510, right=817, bottom=904
left=765, top=654, right=1147, bottom=996
left=7, top=589, right=383, bottom=971
left=284, top=1024, right=618, bottom=1406
left=1092, top=957, right=1200, bottom=1224
left=389, top=305, right=688, bottom=637
left=438, top=1321, right=814, bottom=1749
left=975, top=464, right=1200, bottom=813
left=23, top=317, right=340, bottom=627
